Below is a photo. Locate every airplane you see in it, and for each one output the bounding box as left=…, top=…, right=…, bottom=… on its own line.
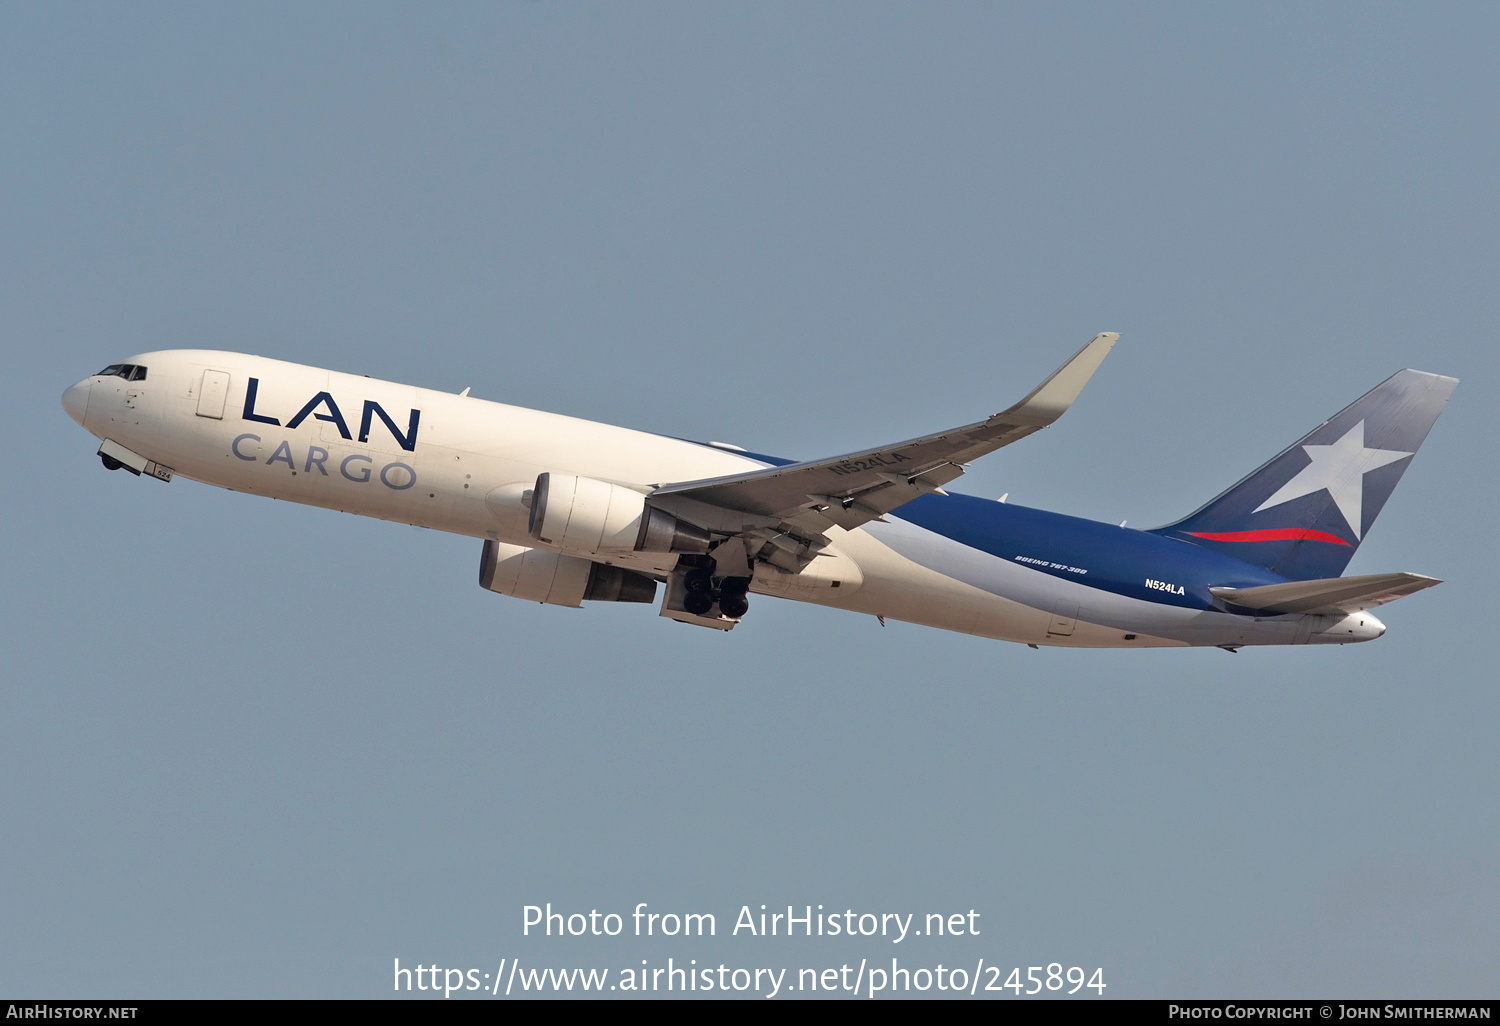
left=60, top=335, right=1456, bottom=650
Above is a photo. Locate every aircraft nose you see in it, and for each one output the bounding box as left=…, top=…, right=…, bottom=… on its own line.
left=61, top=379, right=91, bottom=427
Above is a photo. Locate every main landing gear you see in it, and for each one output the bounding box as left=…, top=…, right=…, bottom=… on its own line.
left=681, top=567, right=751, bottom=618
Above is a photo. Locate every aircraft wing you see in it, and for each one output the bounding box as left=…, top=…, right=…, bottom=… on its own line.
left=1210, top=572, right=1441, bottom=615
left=651, top=333, right=1118, bottom=537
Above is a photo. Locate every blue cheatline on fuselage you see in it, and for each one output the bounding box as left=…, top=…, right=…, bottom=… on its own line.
left=682, top=437, right=1287, bottom=609
left=885, top=492, right=1289, bottom=610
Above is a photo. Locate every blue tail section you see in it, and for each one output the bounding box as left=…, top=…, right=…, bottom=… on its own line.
left=1150, top=369, right=1457, bottom=581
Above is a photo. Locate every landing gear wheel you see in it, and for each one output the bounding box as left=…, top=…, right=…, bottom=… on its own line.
left=100, top=454, right=124, bottom=471
left=680, top=565, right=718, bottom=615
left=682, top=590, right=715, bottom=616
left=718, top=576, right=750, bottom=619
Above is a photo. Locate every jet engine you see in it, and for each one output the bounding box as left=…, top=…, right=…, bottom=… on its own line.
left=479, top=539, right=656, bottom=607
left=527, top=472, right=710, bottom=555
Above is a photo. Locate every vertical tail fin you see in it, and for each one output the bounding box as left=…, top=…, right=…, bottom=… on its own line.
left=1150, top=369, right=1457, bottom=581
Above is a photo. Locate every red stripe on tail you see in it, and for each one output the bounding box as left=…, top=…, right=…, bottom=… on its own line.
left=1186, top=529, right=1352, bottom=546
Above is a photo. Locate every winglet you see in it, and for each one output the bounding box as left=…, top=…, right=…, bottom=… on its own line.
left=994, top=332, right=1118, bottom=426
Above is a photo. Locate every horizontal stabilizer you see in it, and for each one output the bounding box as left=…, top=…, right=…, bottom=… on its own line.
left=1210, top=572, right=1441, bottom=615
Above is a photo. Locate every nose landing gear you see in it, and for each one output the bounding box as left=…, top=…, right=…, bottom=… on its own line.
left=94, top=439, right=174, bottom=481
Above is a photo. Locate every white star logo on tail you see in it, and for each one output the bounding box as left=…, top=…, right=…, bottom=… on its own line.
left=1252, top=420, right=1412, bottom=539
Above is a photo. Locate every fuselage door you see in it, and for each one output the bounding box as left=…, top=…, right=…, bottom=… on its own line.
left=1047, top=601, right=1079, bottom=637
left=196, top=370, right=230, bottom=419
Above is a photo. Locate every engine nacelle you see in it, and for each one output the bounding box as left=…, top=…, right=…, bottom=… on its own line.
left=528, top=473, right=710, bottom=555
left=634, top=505, right=713, bottom=554
left=528, top=473, right=646, bottom=552
left=479, top=539, right=656, bottom=607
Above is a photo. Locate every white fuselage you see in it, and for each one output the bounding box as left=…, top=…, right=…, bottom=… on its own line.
left=62, top=350, right=1384, bottom=649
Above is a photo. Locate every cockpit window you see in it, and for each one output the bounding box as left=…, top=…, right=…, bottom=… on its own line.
left=95, top=364, right=147, bottom=381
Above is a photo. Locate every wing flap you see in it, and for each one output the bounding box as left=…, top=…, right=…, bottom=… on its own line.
left=1210, top=572, right=1441, bottom=614
left=652, top=332, right=1118, bottom=532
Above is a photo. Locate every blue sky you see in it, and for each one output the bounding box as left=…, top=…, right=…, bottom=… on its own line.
left=3, top=2, right=1496, bottom=997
